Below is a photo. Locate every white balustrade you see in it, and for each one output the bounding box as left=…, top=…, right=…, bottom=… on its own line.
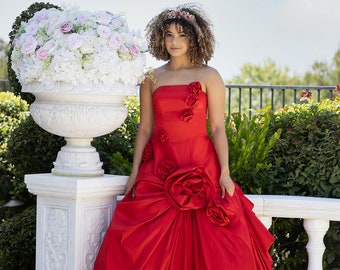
left=247, top=195, right=340, bottom=270
left=26, top=174, right=340, bottom=270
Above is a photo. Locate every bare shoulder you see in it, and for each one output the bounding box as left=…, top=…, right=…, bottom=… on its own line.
left=198, top=65, right=224, bottom=92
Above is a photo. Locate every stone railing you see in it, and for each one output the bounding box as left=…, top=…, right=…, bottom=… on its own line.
left=247, top=194, right=340, bottom=270
left=25, top=174, right=340, bottom=270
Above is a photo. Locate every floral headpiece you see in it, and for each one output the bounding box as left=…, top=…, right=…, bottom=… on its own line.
left=164, top=9, right=196, bottom=23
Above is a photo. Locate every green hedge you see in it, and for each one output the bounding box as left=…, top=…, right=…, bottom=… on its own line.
left=0, top=205, right=36, bottom=270
left=265, top=99, right=340, bottom=269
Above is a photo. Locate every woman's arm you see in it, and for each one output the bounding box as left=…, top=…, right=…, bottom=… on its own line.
left=204, top=68, right=235, bottom=197
left=125, top=76, right=154, bottom=194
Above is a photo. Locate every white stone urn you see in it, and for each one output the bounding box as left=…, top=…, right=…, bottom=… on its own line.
left=22, top=81, right=136, bottom=177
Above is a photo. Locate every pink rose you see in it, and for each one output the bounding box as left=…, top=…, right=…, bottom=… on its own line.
left=180, top=108, right=194, bottom=122
left=67, top=33, right=83, bottom=50
left=109, top=33, right=122, bottom=50
left=129, top=45, right=140, bottom=58
left=60, top=21, right=72, bottom=33
left=165, top=166, right=213, bottom=210
left=97, top=25, right=111, bottom=38
left=36, top=47, right=48, bottom=59
left=157, top=160, right=177, bottom=180
left=206, top=198, right=230, bottom=227
left=21, top=36, right=37, bottom=55
left=156, top=129, right=168, bottom=144
left=142, top=142, right=153, bottom=162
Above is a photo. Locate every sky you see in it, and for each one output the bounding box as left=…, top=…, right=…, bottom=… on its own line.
left=1, top=0, right=340, bottom=81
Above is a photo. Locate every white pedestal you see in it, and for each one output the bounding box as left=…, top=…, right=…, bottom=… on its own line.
left=25, top=173, right=128, bottom=270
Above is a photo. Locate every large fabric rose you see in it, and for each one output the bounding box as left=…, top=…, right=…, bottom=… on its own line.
left=165, top=166, right=213, bottom=210
left=142, top=142, right=153, bottom=162
left=156, top=129, right=168, bottom=144
left=206, top=198, right=230, bottom=227
left=157, top=160, right=177, bottom=180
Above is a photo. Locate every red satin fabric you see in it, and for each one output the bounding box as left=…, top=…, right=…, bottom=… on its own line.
left=94, top=82, right=274, bottom=270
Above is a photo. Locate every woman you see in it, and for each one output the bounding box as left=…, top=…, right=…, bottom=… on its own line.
left=94, top=4, right=274, bottom=269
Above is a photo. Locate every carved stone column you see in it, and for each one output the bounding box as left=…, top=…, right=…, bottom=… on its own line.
left=25, top=173, right=127, bottom=270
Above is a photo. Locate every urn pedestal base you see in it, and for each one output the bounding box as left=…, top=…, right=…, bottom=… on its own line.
left=52, top=138, right=104, bottom=177
left=25, top=173, right=128, bottom=270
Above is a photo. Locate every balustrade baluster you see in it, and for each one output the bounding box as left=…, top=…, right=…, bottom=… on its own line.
left=303, top=219, right=330, bottom=270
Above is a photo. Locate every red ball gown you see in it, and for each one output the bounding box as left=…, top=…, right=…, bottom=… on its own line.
left=94, top=82, right=274, bottom=270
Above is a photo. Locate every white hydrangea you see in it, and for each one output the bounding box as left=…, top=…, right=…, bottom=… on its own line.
left=11, top=7, right=147, bottom=87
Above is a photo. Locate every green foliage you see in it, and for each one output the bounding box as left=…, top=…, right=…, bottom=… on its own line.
left=271, top=218, right=308, bottom=270
left=267, top=99, right=340, bottom=197
left=0, top=92, right=29, bottom=207
left=303, top=61, right=333, bottom=86
left=264, top=98, right=340, bottom=269
left=226, top=59, right=303, bottom=113
left=0, top=205, right=36, bottom=270
left=0, top=39, right=9, bottom=80
left=7, top=2, right=61, bottom=103
left=108, top=152, right=132, bottom=175
left=226, top=109, right=281, bottom=194
left=93, top=96, right=139, bottom=175
left=0, top=92, right=29, bottom=152
left=5, top=116, right=64, bottom=202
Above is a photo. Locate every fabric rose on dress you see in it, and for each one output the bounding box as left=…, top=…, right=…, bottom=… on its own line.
left=188, top=82, right=201, bottom=96
left=185, top=93, right=198, bottom=107
left=156, top=129, right=168, bottom=144
left=142, top=142, right=153, bottom=162
left=165, top=166, right=213, bottom=210
left=180, top=108, right=194, bottom=122
left=157, top=160, right=177, bottom=180
left=206, top=198, right=230, bottom=227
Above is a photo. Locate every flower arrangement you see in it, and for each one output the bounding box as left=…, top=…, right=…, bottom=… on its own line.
left=11, top=7, right=147, bottom=86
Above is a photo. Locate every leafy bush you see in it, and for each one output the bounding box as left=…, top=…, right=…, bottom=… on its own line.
left=93, top=96, right=140, bottom=175
left=226, top=109, right=281, bottom=194
left=5, top=116, right=65, bottom=203
left=0, top=205, right=36, bottom=270
left=0, top=92, right=29, bottom=152
left=0, top=92, right=29, bottom=208
left=264, top=98, right=340, bottom=269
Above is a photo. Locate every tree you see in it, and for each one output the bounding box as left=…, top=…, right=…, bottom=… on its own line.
left=303, top=61, right=333, bottom=86
left=330, top=49, right=340, bottom=84
left=227, top=59, right=302, bottom=86
left=0, top=38, right=9, bottom=80
left=225, top=59, right=302, bottom=113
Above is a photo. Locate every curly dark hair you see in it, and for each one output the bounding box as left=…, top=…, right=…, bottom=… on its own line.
left=145, top=3, right=215, bottom=66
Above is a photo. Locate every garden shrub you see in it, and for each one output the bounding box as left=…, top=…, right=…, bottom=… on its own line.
left=0, top=92, right=29, bottom=152
left=226, top=109, right=281, bottom=194
left=4, top=115, right=64, bottom=206
left=93, top=96, right=140, bottom=175
left=263, top=98, right=340, bottom=269
left=0, top=92, right=29, bottom=210
left=0, top=205, right=36, bottom=270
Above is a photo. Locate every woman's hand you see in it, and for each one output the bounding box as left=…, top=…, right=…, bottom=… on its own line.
left=125, top=175, right=136, bottom=196
left=219, top=174, right=235, bottom=198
